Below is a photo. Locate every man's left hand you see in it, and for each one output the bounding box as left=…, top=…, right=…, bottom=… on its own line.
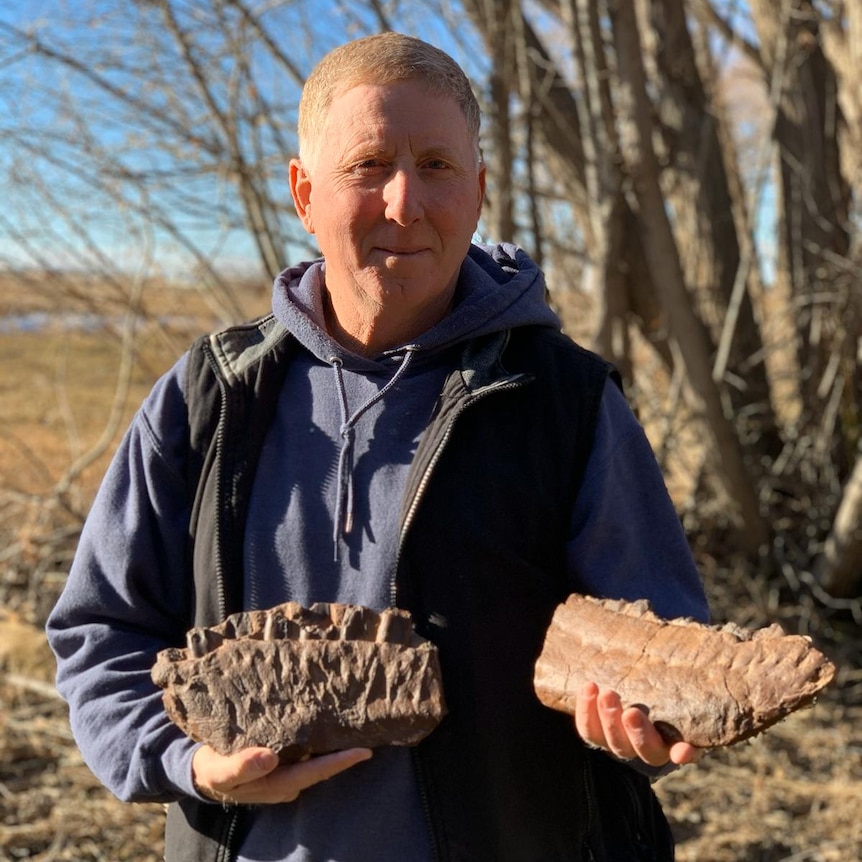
left=574, top=682, right=700, bottom=767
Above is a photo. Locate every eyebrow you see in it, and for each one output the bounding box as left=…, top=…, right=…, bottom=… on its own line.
left=343, top=141, right=465, bottom=164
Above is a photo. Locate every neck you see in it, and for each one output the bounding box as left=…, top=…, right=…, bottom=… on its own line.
left=322, top=285, right=455, bottom=357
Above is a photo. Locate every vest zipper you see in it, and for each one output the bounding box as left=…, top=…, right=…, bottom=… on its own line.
left=620, top=767, right=653, bottom=858
left=203, top=340, right=230, bottom=623
left=581, top=752, right=599, bottom=861
left=217, top=807, right=242, bottom=862
left=410, top=747, right=440, bottom=862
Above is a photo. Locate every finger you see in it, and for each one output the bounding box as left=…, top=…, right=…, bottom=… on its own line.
left=574, top=682, right=605, bottom=748
left=247, top=748, right=374, bottom=804
left=621, top=710, right=705, bottom=766
left=192, top=746, right=280, bottom=802
left=596, top=689, right=638, bottom=760
left=620, top=706, right=672, bottom=767
left=277, top=748, right=374, bottom=797
left=669, top=741, right=702, bottom=765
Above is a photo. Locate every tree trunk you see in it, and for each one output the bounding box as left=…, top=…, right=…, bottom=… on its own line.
left=609, top=0, right=769, bottom=552
left=815, top=456, right=862, bottom=597
left=482, top=0, right=518, bottom=244
left=649, top=0, right=780, bottom=460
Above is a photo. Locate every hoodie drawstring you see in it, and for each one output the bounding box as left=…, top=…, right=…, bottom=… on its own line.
left=330, top=347, right=419, bottom=559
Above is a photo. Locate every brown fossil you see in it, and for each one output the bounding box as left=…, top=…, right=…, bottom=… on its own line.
left=151, top=602, right=446, bottom=762
left=534, top=594, right=836, bottom=748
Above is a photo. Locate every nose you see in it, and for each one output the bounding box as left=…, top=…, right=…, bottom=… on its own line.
left=383, top=168, right=424, bottom=226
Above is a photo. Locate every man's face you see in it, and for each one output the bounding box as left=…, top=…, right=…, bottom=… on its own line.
left=290, top=79, right=485, bottom=344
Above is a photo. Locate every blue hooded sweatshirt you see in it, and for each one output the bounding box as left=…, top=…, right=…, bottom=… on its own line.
left=47, top=243, right=708, bottom=862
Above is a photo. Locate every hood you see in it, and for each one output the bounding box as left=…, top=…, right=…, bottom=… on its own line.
left=270, top=242, right=561, bottom=559
left=270, top=242, right=560, bottom=368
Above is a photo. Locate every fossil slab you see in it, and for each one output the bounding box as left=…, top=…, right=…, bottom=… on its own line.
left=152, top=602, right=446, bottom=762
left=534, top=593, right=836, bottom=748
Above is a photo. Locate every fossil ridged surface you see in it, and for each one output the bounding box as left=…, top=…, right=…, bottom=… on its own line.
left=534, top=594, right=836, bottom=748
left=152, top=603, right=446, bottom=762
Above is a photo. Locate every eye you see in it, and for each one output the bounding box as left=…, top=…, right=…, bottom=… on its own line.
left=353, top=158, right=387, bottom=172
left=422, top=158, right=450, bottom=170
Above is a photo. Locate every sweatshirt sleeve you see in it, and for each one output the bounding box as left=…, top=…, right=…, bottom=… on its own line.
left=46, top=353, right=205, bottom=804
left=567, top=379, right=709, bottom=624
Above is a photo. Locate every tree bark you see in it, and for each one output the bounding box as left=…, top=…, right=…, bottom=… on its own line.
left=609, top=0, right=769, bottom=552
left=815, top=456, right=862, bottom=597
left=482, top=0, right=518, bottom=244
left=649, top=0, right=780, bottom=459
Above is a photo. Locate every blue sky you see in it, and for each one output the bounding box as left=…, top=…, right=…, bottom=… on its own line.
left=0, top=0, right=775, bottom=283
left=0, top=0, right=494, bottom=276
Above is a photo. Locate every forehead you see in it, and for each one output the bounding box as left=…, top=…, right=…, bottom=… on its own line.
left=322, top=80, right=473, bottom=153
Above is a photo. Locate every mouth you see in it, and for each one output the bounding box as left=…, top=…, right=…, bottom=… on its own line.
left=374, top=246, right=429, bottom=257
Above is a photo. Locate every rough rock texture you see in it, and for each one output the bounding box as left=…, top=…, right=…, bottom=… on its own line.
left=534, top=594, right=836, bottom=747
left=151, top=603, right=446, bottom=762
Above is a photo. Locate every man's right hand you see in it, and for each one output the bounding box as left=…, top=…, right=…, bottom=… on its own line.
left=191, top=744, right=373, bottom=805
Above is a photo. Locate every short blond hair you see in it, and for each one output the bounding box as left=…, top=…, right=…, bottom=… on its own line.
left=298, top=33, right=481, bottom=170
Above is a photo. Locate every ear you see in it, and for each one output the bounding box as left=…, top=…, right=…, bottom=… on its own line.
left=476, top=161, right=487, bottom=218
left=289, top=158, right=315, bottom=234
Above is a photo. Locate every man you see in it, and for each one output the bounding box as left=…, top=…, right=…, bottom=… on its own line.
left=47, top=33, right=708, bottom=861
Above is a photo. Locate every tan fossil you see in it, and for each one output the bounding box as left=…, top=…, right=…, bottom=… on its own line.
left=151, top=602, right=446, bottom=762
left=534, top=593, right=836, bottom=747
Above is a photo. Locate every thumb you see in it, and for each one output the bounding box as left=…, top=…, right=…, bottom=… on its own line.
left=193, top=745, right=279, bottom=795
left=240, top=748, right=281, bottom=780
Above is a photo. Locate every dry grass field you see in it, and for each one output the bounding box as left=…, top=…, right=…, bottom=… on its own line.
left=1, top=273, right=860, bottom=861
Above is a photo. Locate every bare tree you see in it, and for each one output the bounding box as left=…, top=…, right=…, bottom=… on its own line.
left=461, top=0, right=860, bottom=591
left=702, top=0, right=861, bottom=595
left=610, top=0, right=769, bottom=550
left=465, top=0, right=771, bottom=550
